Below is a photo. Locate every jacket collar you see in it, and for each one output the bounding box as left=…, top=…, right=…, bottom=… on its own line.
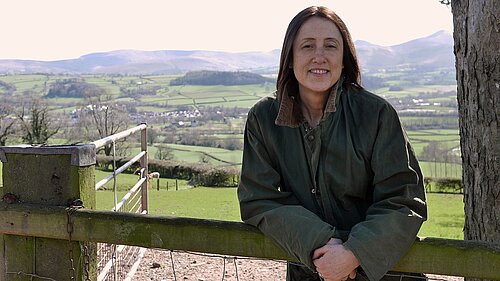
left=275, top=76, right=343, bottom=128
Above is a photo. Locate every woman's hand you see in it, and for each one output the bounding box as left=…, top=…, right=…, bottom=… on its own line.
left=313, top=238, right=359, bottom=281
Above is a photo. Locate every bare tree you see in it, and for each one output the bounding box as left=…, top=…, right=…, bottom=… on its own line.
left=17, top=100, right=59, bottom=145
left=148, top=127, right=158, bottom=145
left=0, top=104, right=16, bottom=146
left=451, top=0, right=499, bottom=254
left=154, top=145, right=174, bottom=160
left=76, top=91, right=129, bottom=155
left=421, top=141, right=445, bottom=177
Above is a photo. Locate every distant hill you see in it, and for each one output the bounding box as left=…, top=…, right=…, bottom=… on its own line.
left=355, top=31, right=454, bottom=71
left=170, top=71, right=275, bottom=86
left=0, top=31, right=454, bottom=75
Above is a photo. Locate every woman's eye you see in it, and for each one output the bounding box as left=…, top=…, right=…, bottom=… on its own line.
left=326, top=44, right=337, bottom=49
left=302, top=44, right=312, bottom=49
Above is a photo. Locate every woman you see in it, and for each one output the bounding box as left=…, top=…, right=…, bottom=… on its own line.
left=238, top=6, right=427, bottom=281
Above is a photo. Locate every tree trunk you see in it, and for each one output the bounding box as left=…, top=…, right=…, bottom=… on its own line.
left=451, top=0, right=499, bottom=249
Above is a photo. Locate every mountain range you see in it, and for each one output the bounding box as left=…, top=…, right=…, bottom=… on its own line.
left=0, top=31, right=454, bottom=75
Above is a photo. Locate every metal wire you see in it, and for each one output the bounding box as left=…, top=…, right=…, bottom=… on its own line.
left=95, top=126, right=149, bottom=281
left=169, top=250, right=177, bottom=281
left=5, top=271, right=57, bottom=281
left=221, top=257, right=226, bottom=281
left=145, top=249, right=461, bottom=281
left=233, top=257, right=240, bottom=281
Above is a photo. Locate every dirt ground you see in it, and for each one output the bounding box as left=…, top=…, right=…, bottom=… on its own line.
left=133, top=249, right=464, bottom=281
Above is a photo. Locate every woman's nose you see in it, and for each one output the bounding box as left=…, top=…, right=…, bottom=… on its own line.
left=312, top=48, right=326, bottom=63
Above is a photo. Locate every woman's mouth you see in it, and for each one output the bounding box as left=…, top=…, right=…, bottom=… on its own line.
left=309, top=69, right=329, bottom=74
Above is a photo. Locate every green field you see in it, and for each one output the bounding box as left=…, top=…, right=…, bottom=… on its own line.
left=1, top=163, right=468, bottom=240
left=0, top=74, right=271, bottom=113
left=112, top=126, right=459, bottom=177
left=419, top=193, right=464, bottom=239
left=1, top=73, right=456, bottom=113
left=95, top=169, right=191, bottom=191
left=96, top=187, right=464, bottom=239
left=420, top=161, right=462, bottom=179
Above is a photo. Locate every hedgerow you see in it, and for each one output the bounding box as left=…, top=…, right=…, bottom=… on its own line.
left=424, top=177, right=463, bottom=194
left=96, top=155, right=239, bottom=187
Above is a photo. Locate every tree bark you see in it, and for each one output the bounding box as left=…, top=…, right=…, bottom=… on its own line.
left=451, top=0, right=499, bottom=248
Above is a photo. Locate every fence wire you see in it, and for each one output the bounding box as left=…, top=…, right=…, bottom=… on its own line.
left=97, top=187, right=144, bottom=281
left=97, top=220, right=144, bottom=279
left=130, top=249, right=464, bottom=281
left=95, top=125, right=148, bottom=281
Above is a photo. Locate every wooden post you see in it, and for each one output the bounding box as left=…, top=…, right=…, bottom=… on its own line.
left=0, top=145, right=97, bottom=281
left=176, top=179, right=178, bottom=191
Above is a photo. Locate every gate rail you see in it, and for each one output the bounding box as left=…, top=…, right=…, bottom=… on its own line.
left=1, top=203, right=499, bottom=280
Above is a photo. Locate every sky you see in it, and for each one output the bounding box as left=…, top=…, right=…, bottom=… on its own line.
left=0, top=0, right=453, bottom=61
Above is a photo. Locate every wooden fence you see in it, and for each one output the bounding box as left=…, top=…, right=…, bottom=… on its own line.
left=1, top=142, right=499, bottom=280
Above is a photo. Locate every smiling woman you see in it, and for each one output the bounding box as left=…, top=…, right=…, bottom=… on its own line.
left=238, top=6, right=427, bottom=281
left=292, top=17, right=344, bottom=127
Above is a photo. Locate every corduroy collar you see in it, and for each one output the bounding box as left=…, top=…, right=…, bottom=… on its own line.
left=275, top=77, right=344, bottom=128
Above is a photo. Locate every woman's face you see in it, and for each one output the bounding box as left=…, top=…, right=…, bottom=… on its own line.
left=292, top=17, right=344, bottom=98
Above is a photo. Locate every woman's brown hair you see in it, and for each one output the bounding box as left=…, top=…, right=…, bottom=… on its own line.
left=276, top=6, right=361, bottom=100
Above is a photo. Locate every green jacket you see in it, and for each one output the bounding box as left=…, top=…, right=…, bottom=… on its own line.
left=238, top=84, right=427, bottom=281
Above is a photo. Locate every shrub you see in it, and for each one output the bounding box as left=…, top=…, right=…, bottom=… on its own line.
left=424, top=177, right=463, bottom=194
left=189, top=167, right=239, bottom=187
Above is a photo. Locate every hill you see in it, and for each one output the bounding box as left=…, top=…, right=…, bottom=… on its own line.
left=355, top=31, right=454, bottom=71
left=0, top=31, right=454, bottom=75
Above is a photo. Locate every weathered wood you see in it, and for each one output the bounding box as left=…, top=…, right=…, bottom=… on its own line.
left=0, top=232, right=4, bottom=278
left=0, top=147, right=97, bottom=281
left=393, top=237, right=500, bottom=279
left=1, top=203, right=499, bottom=280
left=3, top=235, right=34, bottom=281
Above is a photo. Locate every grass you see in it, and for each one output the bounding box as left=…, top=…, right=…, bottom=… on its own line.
left=96, top=186, right=464, bottom=239
left=94, top=169, right=191, bottom=191
left=126, top=143, right=243, bottom=165
left=419, top=193, right=464, bottom=239
left=96, top=187, right=240, bottom=221
left=4, top=155, right=462, bottom=233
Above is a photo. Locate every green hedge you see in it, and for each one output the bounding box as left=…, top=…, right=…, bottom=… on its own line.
left=96, top=155, right=239, bottom=187
left=424, top=177, right=463, bottom=194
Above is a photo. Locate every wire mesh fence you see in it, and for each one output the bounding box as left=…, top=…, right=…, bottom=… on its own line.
left=131, top=249, right=465, bottom=281
left=96, top=177, right=146, bottom=281
left=94, top=124, right=149, bottom=281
